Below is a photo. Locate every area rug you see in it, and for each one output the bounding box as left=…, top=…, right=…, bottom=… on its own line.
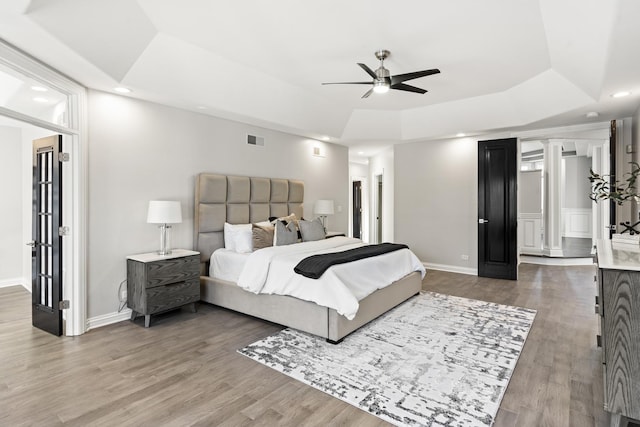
left=238, top=292, right=536, bottom=426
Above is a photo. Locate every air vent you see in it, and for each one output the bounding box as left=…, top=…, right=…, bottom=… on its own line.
left=247, top=134, right=265, bottom=147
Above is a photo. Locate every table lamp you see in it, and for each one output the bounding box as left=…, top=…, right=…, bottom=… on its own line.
left=147, top=200, right=182, bottom=255
left=314, top=199, right=335, bottom=232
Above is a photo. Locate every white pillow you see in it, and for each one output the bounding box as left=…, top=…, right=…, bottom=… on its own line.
left=224, top=223, right=253, bottom=253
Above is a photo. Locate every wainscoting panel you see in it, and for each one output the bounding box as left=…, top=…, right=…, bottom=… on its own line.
left=563, top=208, right=592, bottom=238
left=519, top=213, right=543, bottom=255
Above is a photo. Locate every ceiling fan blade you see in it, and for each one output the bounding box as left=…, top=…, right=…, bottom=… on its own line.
left=322, top=81, right=372, bottom=85
left=358, top=63, right=378, bottom=79
left=361, top=88, right=374, bottom=98
left=390, top=69, right=440, bottom=85
left=390, top=83, right=427, bottom=94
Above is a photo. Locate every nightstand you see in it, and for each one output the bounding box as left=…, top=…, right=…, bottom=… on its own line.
left=127, top=249, right=200, bottom=327
left=325, top=231, right=346, bottom=238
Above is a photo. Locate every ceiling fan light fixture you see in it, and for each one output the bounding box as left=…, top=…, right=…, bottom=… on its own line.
left=373, top=80, right=390, bottom=94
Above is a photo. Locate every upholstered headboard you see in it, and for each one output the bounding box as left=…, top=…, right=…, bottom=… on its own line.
left=194, top=173, right=304, bottom=272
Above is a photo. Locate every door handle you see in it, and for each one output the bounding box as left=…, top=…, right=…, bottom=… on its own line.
left=478, top=219, right=489, bottom=224
left=26, top=241, right=36, bottom=247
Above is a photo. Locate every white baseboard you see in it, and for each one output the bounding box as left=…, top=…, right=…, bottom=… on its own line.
left=423, top=262, right=477, bottom=276
left=86, top=308, right=132, bottom=331
left=520, top=255, right=594, bottom=266
left=0, top=277, right=30, bottom=291
left=520, top=249, right=543, bottom=256
left=543, top=248, right=564, bottom=257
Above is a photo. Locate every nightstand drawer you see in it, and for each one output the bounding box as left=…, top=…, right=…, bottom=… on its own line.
left=146, top=255, right=199, bottom=288
left=146, top=280, right=200, bottom=315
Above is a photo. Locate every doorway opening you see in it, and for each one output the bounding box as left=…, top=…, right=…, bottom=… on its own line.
left=0, top=40, right=87, bottom=336
left=375, top=174, right=383, bottom=243
left=517, top=123, right=612, bottom=261
left=352, top=180, right=362, bottom=239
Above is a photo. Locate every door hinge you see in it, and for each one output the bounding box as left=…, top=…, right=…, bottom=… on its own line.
left=59, top=300, right=70, bottom=310
left=59, top=226, right=70, bottom=236
left=59, top=152, right=70, bottom=162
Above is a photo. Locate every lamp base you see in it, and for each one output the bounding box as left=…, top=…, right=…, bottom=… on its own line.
left=157, top=224, right=172, bottom=256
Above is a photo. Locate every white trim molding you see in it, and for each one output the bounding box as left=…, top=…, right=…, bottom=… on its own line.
left=563, top=208, right=592, bottom=238
left=519, top=213, right=543, bottom=255
left=0, top=277, right=26, bottom=289
left=423, top=262, right=477, bottom=276
left=86, top=309, right=132, bottom=331
left=520, top=255, right=594, bottom=266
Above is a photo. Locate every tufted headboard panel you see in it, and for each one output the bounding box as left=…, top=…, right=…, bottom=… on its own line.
left=194, top=173, right=304, bottom=271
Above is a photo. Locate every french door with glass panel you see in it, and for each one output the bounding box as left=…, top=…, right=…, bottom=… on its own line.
left=31, top=135, right=63, bottom=336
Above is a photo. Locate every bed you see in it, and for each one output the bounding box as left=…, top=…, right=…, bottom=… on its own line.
left=194, top=173, right=424, bottom=343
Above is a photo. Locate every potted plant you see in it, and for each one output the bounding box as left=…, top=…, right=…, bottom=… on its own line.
left=589, top=162, right=640, bottom=205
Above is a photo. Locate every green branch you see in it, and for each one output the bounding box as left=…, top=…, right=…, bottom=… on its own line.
left=589, top=162, right=640, bottom=205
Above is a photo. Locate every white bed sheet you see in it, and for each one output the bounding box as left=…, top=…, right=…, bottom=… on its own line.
left=210, top=248, right=250, bottom=283
left=237, top=237, right=426, bottom=320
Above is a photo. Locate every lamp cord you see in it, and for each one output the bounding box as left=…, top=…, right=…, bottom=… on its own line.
left=117, top=278, right=127, bottom=312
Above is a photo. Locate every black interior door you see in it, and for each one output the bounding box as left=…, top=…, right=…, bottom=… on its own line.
left=352, top=181, right=362, bottom=239
left=32, top=135, right=63, bottom=336
left=478, top=138, right=517, bottom=280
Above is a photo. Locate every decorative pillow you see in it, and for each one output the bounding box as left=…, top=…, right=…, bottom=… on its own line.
left=274, top=220, right=298, bottom=246
left=252, top=223, right=275, bottom=250
left=224, top=222, right=253, bottom=253
left=269, top=213, right=298, bottom=227
left=299, top=218, right=326, bottom=242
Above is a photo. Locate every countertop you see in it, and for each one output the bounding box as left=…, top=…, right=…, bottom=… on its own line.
left=127, top=249, right=200, bottom=263
left=596, top=239, right=640, bottom=271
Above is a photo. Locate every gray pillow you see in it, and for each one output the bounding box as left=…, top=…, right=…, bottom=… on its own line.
left=274, top=220, right=298, bottom=246
left=299, top=218, right=326, bottom=242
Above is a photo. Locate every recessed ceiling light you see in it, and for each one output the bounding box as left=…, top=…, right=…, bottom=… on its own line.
left=114, top=87, right=132, bottom=94
left=196, top=106, right=208, bottom=110
left=358, top=151, right=365, bottom=155
left=321, top=136, right=330, bottom=141
left=586, top=111, right=599, bottom=118
left=456, top=133, right=466, bottom=137
left=31, top=86, right=48, bottom=92
left=611, top=91, right=631, bottom=98
left=33, top=97, right=48, bottom=103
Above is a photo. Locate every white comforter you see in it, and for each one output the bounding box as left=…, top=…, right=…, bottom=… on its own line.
left=237, top=237, right=426, bottom=320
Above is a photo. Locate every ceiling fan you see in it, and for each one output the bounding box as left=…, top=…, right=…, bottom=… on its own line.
left=322, top=50, right=440, bottom=98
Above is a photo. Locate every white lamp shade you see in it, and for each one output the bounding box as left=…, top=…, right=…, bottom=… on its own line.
left=314, top=199, right=335, bottom=215
left=147, top=201, right=182, bottom=224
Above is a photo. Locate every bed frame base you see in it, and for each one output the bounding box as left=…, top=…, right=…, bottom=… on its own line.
left=200, top=271, right=422, bottom=342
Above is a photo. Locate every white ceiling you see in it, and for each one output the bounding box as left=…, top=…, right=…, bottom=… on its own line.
left=1, top=0, right=640, bottom=159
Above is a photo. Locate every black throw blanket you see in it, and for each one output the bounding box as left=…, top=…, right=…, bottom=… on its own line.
left=294, top=243, right=409, bottom=279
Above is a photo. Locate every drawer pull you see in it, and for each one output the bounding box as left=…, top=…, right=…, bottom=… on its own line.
left=595, top=295, right=599, bottom=305
left=596, top=334, right=602, bottom=348
left=595, top=305, right=599, bottom=315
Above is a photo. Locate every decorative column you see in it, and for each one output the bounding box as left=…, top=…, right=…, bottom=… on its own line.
left=542, top=139, right=564, bottom=257
left=591, top=141, right=609, bottom=244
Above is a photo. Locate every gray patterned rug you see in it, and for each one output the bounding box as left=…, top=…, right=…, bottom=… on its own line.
left=238, top=292, right=536, bottom=426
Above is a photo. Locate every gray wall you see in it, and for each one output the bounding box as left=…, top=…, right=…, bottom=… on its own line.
left=563, top=156, right=591, bottom=209
left=519, top=170, right=542, bottom=213
left=0, top=126, right=23, bottom=284
left=87, top=90, right=349, bottom=319
left=370, top=147, right=395, bottom=242
left=395, top=137, right=478, bottom=272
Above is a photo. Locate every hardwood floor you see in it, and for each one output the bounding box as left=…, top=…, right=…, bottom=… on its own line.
left=0, top=264, right=613, bottom=426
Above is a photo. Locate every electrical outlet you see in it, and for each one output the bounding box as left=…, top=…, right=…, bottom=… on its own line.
left=461, top=254, right=469, bottom=261
left=120, top=288, right=127, bottom=301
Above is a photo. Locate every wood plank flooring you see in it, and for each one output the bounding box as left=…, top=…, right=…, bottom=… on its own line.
left=0, top=264, right=614, bottom=426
